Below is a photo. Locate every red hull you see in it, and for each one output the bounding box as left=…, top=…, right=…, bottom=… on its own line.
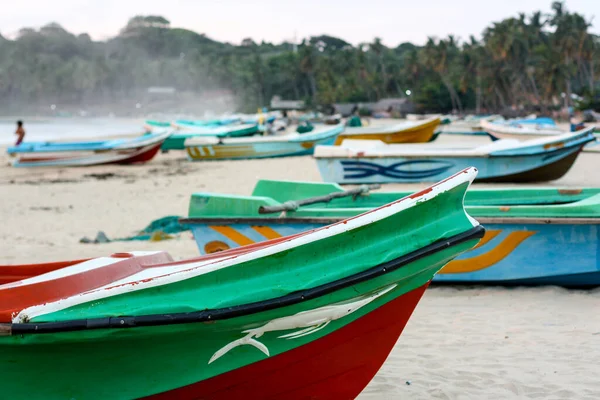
left=16, top=141, right=165, bottom=167
left=117, top=142, right=162, bottom=164
left=147, top=283, right=429, bottom=400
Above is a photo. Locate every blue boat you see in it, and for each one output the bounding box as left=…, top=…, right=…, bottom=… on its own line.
left=509, top=117, right=557, bottom=126
left=437, top=219, right=600, bottom=286
left=181, top=181, right=600, bottom=286
left=184, top=124, right=343, bottom=160
left=314, top=128, right=595, bottom=184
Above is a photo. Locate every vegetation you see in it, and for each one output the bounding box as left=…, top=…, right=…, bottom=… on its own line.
left=0, top=3, right=597, bottom=115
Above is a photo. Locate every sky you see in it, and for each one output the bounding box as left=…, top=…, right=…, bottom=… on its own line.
left=1, top=0, right=598, bottom=46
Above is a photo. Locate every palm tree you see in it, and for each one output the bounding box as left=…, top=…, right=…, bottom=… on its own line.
left=421, top=37, right=463, bottom=112
left=299, top=43, right=318, bottom=104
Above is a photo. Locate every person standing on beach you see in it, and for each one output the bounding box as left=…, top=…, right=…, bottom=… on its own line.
left=14, top=120, right=25, bottom=145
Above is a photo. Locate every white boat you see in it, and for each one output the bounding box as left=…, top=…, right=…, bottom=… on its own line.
left=481, top=120, right=598, bottom=153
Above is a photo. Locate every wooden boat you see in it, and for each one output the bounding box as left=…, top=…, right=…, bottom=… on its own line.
left=182, top=180, right=600, bottom=286
left=185, top=124, right=344, bottom=161
left=6, top=132, right=171, bottom=168
left=0, top=169, right=483, bottom=399
left=161, top=124, right=263, bottom=151
left=314, top=128, right=595, bottom=184
left=334, top=118, right=440, bottom=145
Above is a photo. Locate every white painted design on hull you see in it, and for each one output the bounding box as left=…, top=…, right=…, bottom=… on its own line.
left=208, top=284, right=397, bottom=364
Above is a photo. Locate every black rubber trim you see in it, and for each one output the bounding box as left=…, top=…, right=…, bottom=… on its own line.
left=179, top=217, right=342, bottom=225
left=10, top=225, right=485, bottom=335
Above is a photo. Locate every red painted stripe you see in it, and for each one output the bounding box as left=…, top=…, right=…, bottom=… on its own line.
left=0, top=252, right=174, bottom=323
left=0, top=233, right=314, bottom=323
left=145, top=283, right=429, bottom=400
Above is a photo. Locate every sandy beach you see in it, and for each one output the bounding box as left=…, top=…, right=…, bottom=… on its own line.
left=1, top=134, right=600, bottom=399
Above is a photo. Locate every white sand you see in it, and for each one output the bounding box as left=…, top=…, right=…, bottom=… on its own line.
left=1, top=134, right=599, bottom=399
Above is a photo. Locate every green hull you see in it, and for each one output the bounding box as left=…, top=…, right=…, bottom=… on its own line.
left=0, top=174, right=481, bottom=399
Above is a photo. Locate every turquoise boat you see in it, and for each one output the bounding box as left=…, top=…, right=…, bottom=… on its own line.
left=161, top=124, right=264, bottom=151
left=315, top=128, right=595, bottom=183
left=184, top=124, right=343, bottom=160
left=145, top=120, right=174, bottom=128
left=182, top=179, right=600, bottom=286
left=0, top=169, right=483, bottom=399
left=174, top=117, right=242, bottom=128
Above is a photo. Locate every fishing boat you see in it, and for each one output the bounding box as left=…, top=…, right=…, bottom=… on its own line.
left=439, top=125, right=488, bottom=136
left=334, top=118, right=441, bottom=145
left=6, top=132, right=171, bottom=168
left=0, top=169, right=483, bottom=399
left=145, top=120, right=173, bottom=130
left=481, top=120, right=599, bottom=152
left=182, top=180, right=600, bottom=286
left=481, top=119, right=564, bottom=141
left=438, top=115, right=503, bottom=136
left=185, top=124, right=344, bottom=161
left=172, top=117, right=243, bottom=129
left=314, top=128, right=595, bottom=184
left=173, top=113, right=277, bottom=129
left=161, top=124, right=264, bottom=151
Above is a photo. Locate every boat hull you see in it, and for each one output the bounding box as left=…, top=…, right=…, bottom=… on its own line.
left=162, top=125, right=261, bottom=151
left=146, top=284, right=428, bottom=400
left=186, top=139, right=334, bottom=160
left=437, top=220, right=600, bottom=286
left=486, top=130, right=600, bottom=153
left=10, top=141, right=163, bottom=168
left=0, top=239, right=477, bottom=399
left=0, top=170, right=483, bottom=398
left=315, top=145, right=584, bottom=184
left=189, top=219, right=599, bottom=287
left=185, top=127, right=342, bottom=161
left=334, top=119, right=439, bottom=145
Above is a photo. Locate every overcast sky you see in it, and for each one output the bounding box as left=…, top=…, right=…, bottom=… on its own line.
left=1, top=0, right=598, bottom=46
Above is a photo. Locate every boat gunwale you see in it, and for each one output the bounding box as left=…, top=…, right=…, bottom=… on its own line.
left=3, top=226, right=484, bottom=336
left=313, top=142, right=589, bottom=159
left=180, top=217, right=600, bottom=225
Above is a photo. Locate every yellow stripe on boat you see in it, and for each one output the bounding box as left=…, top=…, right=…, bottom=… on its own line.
left=471, top=230, right=501, bottom=250
left=209, top=226, right=255, bottom=246
left=252, top=226, right=283, bottom=240
left=440, top=231, right=536, bottom=274
left=187, top=146, right=258, bottom=160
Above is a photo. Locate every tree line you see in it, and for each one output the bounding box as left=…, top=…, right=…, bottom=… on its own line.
left=0, top=2, right=597, bottom=115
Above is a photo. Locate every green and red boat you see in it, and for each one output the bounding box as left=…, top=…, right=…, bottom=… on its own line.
left=0, top=169, right=482, bottom=399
